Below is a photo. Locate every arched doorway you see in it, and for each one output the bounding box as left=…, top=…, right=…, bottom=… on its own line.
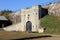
left=26, top=21, right=32, bottom=32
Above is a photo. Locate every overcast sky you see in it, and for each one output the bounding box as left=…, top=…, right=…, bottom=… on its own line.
left=0, top=0, right=58, bottom=11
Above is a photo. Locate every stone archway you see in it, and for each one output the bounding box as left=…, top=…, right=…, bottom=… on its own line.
left=26, top=21, right=32, bottom=32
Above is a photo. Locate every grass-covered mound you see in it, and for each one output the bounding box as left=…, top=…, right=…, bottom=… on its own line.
left=40, top=15, right=60, bottom=34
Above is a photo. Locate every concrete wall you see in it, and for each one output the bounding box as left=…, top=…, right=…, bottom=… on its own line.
left=3, top=5, right=45, bottom=33
left=20, top=5, right=40, bottom=32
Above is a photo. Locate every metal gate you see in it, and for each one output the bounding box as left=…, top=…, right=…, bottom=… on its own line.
left=26, top=21, right=32, bottom=32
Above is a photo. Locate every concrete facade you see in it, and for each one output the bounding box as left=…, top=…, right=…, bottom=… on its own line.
left=3, top=5, right=46, bottom=33
left=20, top=5, right=40, bottom=32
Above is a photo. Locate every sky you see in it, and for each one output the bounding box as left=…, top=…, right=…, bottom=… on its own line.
left=0, top=0, right=58, bottom=11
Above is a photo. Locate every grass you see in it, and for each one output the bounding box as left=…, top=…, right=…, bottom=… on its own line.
left=0, top=31, right=46, bottom=39
left=40, top=15, right=60, bottom=34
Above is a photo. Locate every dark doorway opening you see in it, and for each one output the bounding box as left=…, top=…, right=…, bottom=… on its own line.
left=26, top=21, right=32, bottom=32
left=39, top=7, right=48, bottom=19
left=0, top=20, right=12, bottom=28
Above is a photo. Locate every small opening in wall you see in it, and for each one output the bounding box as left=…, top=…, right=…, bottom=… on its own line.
left=24, top=15, right=25, bottom=16
left=36, top=13, right=37, bottom=15
left=28, top=17, right=29, bottom=20
left=36, top=25, right=37, bottom=27
left=24, top=25, right=25, bottom=27
left=33, top=26, right=34, bottom=28
left=28, top=14, right=30, bottom=16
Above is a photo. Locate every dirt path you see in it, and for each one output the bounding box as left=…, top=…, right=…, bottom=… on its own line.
left=0, top=31, right=60, bottom=40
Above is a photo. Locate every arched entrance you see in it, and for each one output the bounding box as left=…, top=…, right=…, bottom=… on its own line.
left=26, top=21, right=32, bottom=32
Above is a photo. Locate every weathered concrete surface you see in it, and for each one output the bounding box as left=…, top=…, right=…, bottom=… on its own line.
left=3, top=5, right=45, bottom=33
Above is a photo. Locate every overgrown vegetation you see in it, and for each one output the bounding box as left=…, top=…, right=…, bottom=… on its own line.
left=0, top=10, right=13, bottom=19
left=41, top=15, right=60, bottom=34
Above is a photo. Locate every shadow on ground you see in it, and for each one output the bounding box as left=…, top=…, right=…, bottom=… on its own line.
left=12, top=35, right=52, bottom=40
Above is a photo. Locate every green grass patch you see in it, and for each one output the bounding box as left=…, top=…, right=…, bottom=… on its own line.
left=40, top=15, right=60, bottom=34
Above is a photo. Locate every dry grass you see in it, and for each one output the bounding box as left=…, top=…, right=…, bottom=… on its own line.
left=0, top=31, right=43, bottom=39
left=0, top=31, right=60, bottom=40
